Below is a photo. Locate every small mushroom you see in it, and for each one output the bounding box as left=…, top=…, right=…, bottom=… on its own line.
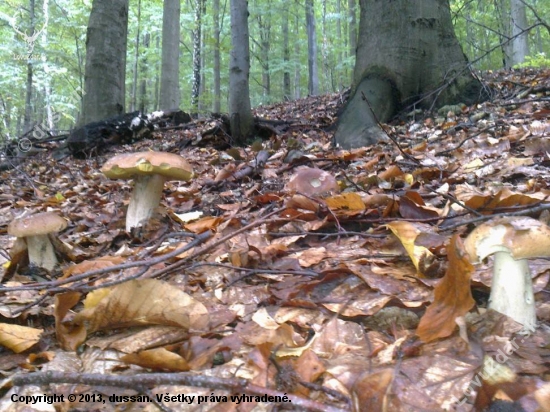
left=464, top=216, right=550, bottom=330
left=102, top=151, right=194, bottom=231
left=285, top=167, right=340, bottom=197
left=8, top=212, right=67, bottom=271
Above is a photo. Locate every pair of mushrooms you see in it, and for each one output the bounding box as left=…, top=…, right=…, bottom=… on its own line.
left=7, top=152, right=192, bottom=271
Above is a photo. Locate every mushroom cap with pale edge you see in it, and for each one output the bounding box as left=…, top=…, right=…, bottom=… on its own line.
left=8, top=212, right=67, bottom=237
left=101, top=152, right=194, bottom=181
left=285, top=167, right=340, bottom=196
left=464, top=216, right=550, bottom=263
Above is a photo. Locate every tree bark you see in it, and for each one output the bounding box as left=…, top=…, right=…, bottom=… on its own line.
left=305, top=0, right=319, bottom=96
left=191, top=0, right=202, bottom=110
left=213, top=0, right=221, bottom=112
left=334, top=0, right=485, bottom=149
left=159, top=0, right=180, bottom=111
left=282, top=5, right=291, bottom=100
left=510, top=0, right=528, bottom=66
left=229, top=0, right=254, bottom=144
left=81, top=0, right=129, bottom=125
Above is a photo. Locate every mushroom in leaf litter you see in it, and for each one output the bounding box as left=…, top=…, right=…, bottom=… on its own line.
left=8, top=212, right=67, bottom=271
left=464, top=216, right=550, bottom=331
left=102, top=152, right=194, bottom=231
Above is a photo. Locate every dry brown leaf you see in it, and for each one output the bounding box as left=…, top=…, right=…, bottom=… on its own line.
left=55, top=291, right=86, bottom=351
left=325, top=192, right=366, bottom=210
left=416, top=235, right=475, bottom=342
left=73, top=279, right=209, bottom=333
left=352, top=369, right=395, bottom=412
left=385, top=221, right=435, bottom=276
left=121, top=347, right=190, bottom=371
left=62, top=256, right=125, bottom=279
left=184, top=216, right=223, bottom=233
left=0, top=323, right=43, bottom=353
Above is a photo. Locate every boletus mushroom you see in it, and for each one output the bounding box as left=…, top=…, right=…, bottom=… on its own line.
left=464, top=216, right=550, bottom=331
left=102, top=151, right=194, bottom=231
left=8, top=212, right=67, bottom=271
left=285, top=167, right=340, bottom=197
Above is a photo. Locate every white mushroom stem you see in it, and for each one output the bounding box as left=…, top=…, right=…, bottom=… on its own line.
left=126, top=174, right=167, bottom=231
left=26, top=235, right=58, bottom=271
left=490, top=251, right=536, bottom=332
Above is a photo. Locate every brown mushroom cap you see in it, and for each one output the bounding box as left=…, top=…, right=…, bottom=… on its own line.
left=464, top=216, right=550, bottom=263
left=8, top=212, right=67, bottom=237
left=285, top=167, right=340, bottom=197
left=101, top=152, right=194, bottom=181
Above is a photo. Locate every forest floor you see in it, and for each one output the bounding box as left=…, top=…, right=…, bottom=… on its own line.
left=0, top=68, right=550, bottom=412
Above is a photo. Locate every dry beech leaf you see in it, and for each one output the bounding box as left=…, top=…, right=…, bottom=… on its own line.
left=385, top=221, right=435, bottom=276
left=121, top=347, right=190, bottom=372
left=352, top=369, right=395, bottom=411
left=184, top=216, right=223, bottom=233
left=73, top=279, right=209, bottom=334
left=62, top=256, right=125, bottom=279
left=0, top=323, right=43, bottom=353
left=55, top=291, right=86, bottom=351
left=416, top=235, right=475, bottom=342
left=324, top=192, right=366, bottom=210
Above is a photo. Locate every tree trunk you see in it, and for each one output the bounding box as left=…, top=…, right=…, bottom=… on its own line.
left=139, top=32, right=149, bottom=113
left=305, top=0, right=319, bottom=96
left=294, top=11, right=301, bottom=99
left=81, top=0, right=129, bottom=125
left=510, top=0, right=528, bottom=66
left=282, top=5, right=291, bottom=100
left=336, top=0, right=343, bottom=91
left=258, top=10, right=271, bottom=102
left=23, top=0, right=36, bottom=135
left=348, top=0, right=357, bottom=60
left=159, top=0, right=180, bottom=111
left=130, top=0, right=141, bottom=112
left=212, top=0, right=221, bottom=113
left=191, top=0, right=202, bottom=110
left=334, top=0, right=485, bottom=149
left=229, top=0, right=254, bottom=144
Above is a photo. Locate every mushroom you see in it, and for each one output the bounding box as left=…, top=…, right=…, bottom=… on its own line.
left=8, top=212, right=67, bottom=271
left=101, top=151, right=194, bottom=231
left=464, top=216, right=550, bottom=331
left=285, top=167, right=340, bottom=197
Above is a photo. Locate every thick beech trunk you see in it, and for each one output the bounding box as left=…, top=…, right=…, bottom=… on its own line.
left=81, top=0, right=129, bottom=124
left=335, top=0, right=485, bottom=149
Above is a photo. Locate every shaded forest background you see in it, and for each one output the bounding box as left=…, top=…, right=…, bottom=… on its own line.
left=0, top=0, right=549, bottom=140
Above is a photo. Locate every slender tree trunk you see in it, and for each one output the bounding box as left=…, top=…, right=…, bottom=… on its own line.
left=199, top=0, right=207, bottom=112
left=321, top=0, right=330, bottom=93
left=336, top=0, right=343, bottom=90
left=510, top=0, right=528, bottom=66
left=257, top=9, right=271, bottom=102
left=130, top=0, right=141, bottom=112
left=23, top=0, right=36, bottom=134
left=81, top=0, right=129, bottom=124
left=229, top=0, right=254, bottom=144
left=305, top=0, right=319, bottom=96
left=139, top=32, right=149, bottom=112
left=191, top=0, right=202, bottom=110
left=159, top=0, right=180, bottom=110
left=294, top=11, right=301, bottom=99
left=348, top=0, right=356, bottom=58
left=213, top=0, right=221, bottom=112
left=282, top=5, right=291, bottom=100
left=154, top=35, right=160, bottom=110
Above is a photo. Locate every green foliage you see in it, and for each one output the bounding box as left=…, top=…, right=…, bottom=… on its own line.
left=515, top=52, right=550, bottom=68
